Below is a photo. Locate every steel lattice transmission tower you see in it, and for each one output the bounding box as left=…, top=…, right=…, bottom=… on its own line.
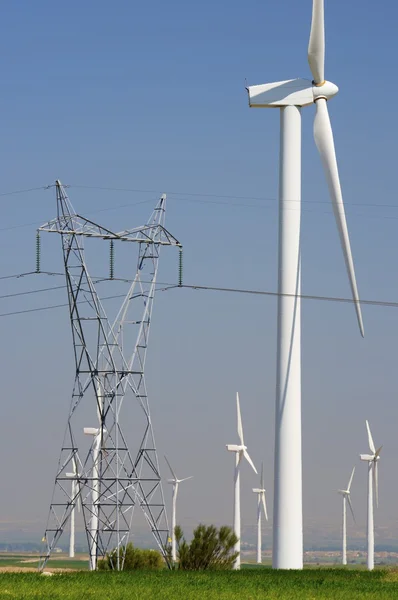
left=39, top=181, right=181, bottom=570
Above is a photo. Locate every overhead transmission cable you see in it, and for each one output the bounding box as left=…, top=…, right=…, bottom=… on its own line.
left=1, top=184, right=398, bottom=236
left=1, top=271, right=398, bottom=318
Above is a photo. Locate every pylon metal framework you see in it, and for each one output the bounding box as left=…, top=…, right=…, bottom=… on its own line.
left=39, top=180, right=181, bottom=570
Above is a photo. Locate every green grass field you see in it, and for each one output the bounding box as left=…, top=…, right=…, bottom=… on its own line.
left=1, top=569, right=398, bottom=600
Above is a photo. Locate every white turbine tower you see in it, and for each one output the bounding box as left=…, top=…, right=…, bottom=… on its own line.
left=247, top=0, right=364, bottom=569
left=226, top=392, right=257, bottom=570
left=360, top=420, right=382, bottom=571
left=164, top=456, right=193, bottom=563
left=338, top=467, right=355, bottom=566
left=84, top=426, right=102, bottom=571
left=65, top=458, right=81, bottom=558
left=252, top=462, right=268, bottom=564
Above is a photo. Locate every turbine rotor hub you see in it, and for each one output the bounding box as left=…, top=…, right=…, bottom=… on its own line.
left=313, top=80, right=339, bottom=101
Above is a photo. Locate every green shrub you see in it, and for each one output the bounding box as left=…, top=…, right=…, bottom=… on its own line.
left=175, top=524, right=238, bottom=570
left=99, top=542, right=164, bottom=570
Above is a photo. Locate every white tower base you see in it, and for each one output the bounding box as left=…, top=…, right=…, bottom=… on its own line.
left=233, top=454, right=241, bottom=570
left=273, top=105, right=303, bottom=570
left=256, top=496, right=262, bottom=564
left=342, top=496, right=347, bottom=565
left=367, top=463, right=374, bottom=571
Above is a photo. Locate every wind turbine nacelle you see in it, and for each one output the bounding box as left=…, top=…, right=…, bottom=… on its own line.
left=247, top=78, right=338, bottom=108
left=84, top=427, right=98, bottom=436
left=360, top=454, right=374, bottom=461
left=226, top=444, right=242, bottom=452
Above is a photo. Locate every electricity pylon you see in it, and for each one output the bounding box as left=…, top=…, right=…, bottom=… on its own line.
left=39, top=181, right=181, bottom=570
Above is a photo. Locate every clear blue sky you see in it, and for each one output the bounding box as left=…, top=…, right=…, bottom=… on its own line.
left=1, top=0, right=398, bottom=549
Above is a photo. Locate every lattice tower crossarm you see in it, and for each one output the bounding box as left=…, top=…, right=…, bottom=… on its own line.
left=39, top=181, right=181, bottom=570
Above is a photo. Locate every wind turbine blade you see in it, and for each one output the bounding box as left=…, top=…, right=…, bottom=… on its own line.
left=243, top=449, right=257, bottom=474
left=313, top=98, right=364, bottom=337
left=179, top=476, right=194, bottom=483
left=262, top=492, right=268, bottom=521
left=347, top=495, right=356, bottom=524
left=375, top=446, right=383, bottom=458
left=365, top=421, right=376, bottom=454
left=347, top=466, right=355, bottom=492
left=236, top=392, right=244, bottom=445
left=164, top=455, right=177, bottom=481
left=260, top=461, right=264, bottom=489
left=308, top=0, right=325, bottom=85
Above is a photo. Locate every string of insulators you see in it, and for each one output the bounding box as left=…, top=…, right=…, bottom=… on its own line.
left=178, top=247, right=183, bottom=287
left=35, top=230, right=41, bottom=273
left=109, top=239, right=115, bottom=280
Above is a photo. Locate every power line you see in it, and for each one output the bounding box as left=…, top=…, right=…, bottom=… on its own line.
left=3, top=193, right=398, bottom=236
left=1, top=181, right=398, bottom=212
left=69, top=184, right=398, bottom=211
left=0, top=185, right=52, bottom=198
left=0, top=198, right=156, bottom=233
left=2, top=272, right=398, bottom=318
left=0, top=284, right=179, bottom=318
left=181, top=283, right=398, bottom=309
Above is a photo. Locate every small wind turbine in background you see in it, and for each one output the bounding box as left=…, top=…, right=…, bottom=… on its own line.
left=360, top=420, right=382, bottom=571
left=65, top=457, right=81, bottom=558
left=164, top=456, right=193, bottom=563
left=252, top=462, right=268, bottom=564
left=226, top=392, right=257, bottom=570
left=337, top=467, right=355, bottom=566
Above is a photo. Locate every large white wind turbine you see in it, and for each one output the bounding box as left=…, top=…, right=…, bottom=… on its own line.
left=252, top=462, right=268, bottom=564
left=247, top=0, right=364, bottom=569
left=226, top=392, right=257, bottom=570
left=360, top=420, right=382, bottom=571
left=164, top=456, right=193, bottom=563
left=338, top=467, right=355, bottom=566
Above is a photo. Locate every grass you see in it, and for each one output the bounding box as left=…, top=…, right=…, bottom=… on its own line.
left=1, top=569, right=398, bottom=599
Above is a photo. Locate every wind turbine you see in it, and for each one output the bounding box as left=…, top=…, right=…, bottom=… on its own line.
left=252, top=462, right=268, bottom=564
left=65, top=457, right=81, bottom=558
left=164, top=456, right=193, bottom=563
left=338, top=467, right=355, bottom=566
left=226, top=392, right=257, bottom=570
left=360, top=420, right=382, bottom=571
left=247, top=0, right=364, bottom=569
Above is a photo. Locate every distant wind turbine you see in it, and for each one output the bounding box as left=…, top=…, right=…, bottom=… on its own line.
left=164, top=456, right=193, bottom=563
left=360, top=420, right=382, bottom=571
left=252, top=462, right=268, bottom=564
left=226, top=392, right=257, bottom=570
left=337, top=467, right=355, bottom=565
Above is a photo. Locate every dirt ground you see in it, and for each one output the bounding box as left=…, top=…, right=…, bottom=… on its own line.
left=0, top=565, right=75, bottom=573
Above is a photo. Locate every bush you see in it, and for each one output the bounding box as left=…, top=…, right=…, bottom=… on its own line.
left=98, top=542, right=164, bottom=571
left=175, top=524, right=238, bottom=570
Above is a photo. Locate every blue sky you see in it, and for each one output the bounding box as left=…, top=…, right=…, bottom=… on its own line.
left=1, top=0, right=398, bottom=549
